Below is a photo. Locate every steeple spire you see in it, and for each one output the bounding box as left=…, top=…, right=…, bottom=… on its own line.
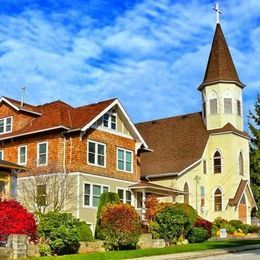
left=198, top=23, right=245, bottom=91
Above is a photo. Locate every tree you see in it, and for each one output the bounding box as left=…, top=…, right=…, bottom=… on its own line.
left=248, top=93, right=260, bottom=216
left=17, top=164, right=77, bottom=214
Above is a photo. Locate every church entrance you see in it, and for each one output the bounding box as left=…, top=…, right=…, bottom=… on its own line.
left=239, top=194, right=247, bottom=223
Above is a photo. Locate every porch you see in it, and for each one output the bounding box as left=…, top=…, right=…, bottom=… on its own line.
left=129, top=181, right=187, bottom=219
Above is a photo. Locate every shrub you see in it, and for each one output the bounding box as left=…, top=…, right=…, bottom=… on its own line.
left=221, top=223, right=236, bottom=234
left=79, top=221, right=94, bottom=242
left=172, top=203, right=197, bottom=236
left=38, top=212, right=81, bottom=255
left=213, top=217, right=228, bottom=228
left=0, top=199, right=37, bottom=243
left=39, top=243, right=51, bottom=256
left=153, top=205, right=191, bottom=245
left=195, top=218, right=212, bottom=238
left=240, top=224, right=251, bottom=234
left=229, top=220, right=243, bottom=230
left=100, top=203, right=142, bottom=250
left=249, top=225, right=260, bottom=234
left=145, top=195, right=172, bottom=222
left=187, top=227, right=208, bottom=243
left=95, top=192, right=120, bottom=239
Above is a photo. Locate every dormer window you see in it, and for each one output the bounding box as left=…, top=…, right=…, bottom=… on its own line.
left=0, top=117, right=12, bottom=134
left=102, top=113, right=117, bottom=130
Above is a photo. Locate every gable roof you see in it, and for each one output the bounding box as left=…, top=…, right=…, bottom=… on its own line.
left=0, top=97, right=148, bottom=148
left=0, top=97, right=116, bottom=140
left=198, top=24, right=244, bottom=90
left=136, top=112, right=209, bottom=178
left=228, top=179, right=257, bottom=208
left=0, top=96, right=42, bottom=115
left=136, top=113, right=249, bottom=178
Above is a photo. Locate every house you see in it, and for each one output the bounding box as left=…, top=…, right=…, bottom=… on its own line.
left=0, top=95, right=187, bottom=232
left=136, top=22, right=257, bottom=224
left=0, top=159, right=24, bottom=199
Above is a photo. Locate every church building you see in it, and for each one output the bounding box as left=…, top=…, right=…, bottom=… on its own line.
left=136, top=19, right=257, bottom=224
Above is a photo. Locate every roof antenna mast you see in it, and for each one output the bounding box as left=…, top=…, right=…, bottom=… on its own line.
left=21, top=86, right=26, bottom=107
left=213, top=2, right=222, bottom=24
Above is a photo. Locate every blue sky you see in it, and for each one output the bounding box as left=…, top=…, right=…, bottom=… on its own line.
left=0, top=0, right=259, bottom=124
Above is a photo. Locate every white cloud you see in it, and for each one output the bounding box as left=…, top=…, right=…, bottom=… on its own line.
left=0, top=0, right=258, bottom=125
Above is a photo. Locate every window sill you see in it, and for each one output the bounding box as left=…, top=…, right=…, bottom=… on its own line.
left=87, top=162, right=106, bottom=168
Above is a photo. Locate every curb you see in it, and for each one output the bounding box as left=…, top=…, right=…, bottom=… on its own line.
left=131, top=244, right=260, bottom=260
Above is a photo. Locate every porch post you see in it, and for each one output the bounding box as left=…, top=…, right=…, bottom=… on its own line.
left=141, top=189, right=146, bottom=220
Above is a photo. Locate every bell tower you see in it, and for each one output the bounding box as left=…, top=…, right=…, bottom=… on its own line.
left=198, top=4, right=245, bottom=131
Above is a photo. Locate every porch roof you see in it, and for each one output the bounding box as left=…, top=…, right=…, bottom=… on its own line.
left=129, top=181, right=187, bottom=196
left=0, top=160, right=26, bottom=171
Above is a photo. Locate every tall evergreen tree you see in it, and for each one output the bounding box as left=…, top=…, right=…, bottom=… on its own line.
left=248, top=93, right=260, bottom=216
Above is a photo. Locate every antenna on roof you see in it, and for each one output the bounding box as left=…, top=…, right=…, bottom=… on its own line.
left=21, top=86, right=26, bottom=107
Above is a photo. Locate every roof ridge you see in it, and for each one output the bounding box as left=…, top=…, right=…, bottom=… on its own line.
left=74, top=98, right=117, bottom=110
left=136, top=111, right=202, bottom=125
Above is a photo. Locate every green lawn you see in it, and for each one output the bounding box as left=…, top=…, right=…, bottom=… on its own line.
left=32, top=239, right=260, bottom=260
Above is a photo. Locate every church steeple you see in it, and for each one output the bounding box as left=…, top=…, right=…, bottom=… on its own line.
left=199, top=4, right=244, bottom=132
left=198, top=23, right=244, bottom=91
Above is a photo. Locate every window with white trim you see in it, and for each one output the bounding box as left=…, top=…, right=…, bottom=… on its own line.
left=84, top=183, right=109, bottom=207
left=37, top=142, right=48, bottom=166
left=102, top=113, right=117, bottom=130
left=87, top=141, right=106, bottom=167
left=117, top=188, right=132, bottom=205
left=18, top=145, right=27, bottom=165
left=0, top=117, right=12, bottom=134
left=117, top=148, right=133, bottom=172
left=0, top=150, right=4, bottom=160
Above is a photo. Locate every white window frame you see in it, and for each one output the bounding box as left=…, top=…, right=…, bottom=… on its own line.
left=212, top=149, right=223, bottom=174
left=83, top=182, right=109, bottom=208
left=0, top=150, right=4, bottom=160
left=117, top=147, right=133, bottom=173
left=37, top=142, right=48, bottom=166
left=0, top=116, right=13, bottom=135
left=87, top=140, right=106, bottom=168
left=102, top=113, right=117, bottom=130
left=18, top=145, right=27, bottom=165
left=117, top=187, right=133, bottom=205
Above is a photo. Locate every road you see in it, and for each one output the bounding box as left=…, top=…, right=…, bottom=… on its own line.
left=202, top=249, right=260, bottom=260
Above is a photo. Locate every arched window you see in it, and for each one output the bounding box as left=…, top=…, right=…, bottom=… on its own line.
left=214, top=188, right=222, bottom=211
left=239, top=152, right=244, bottom=175
left=184, top=183, right=189, bottom=205
left=213, top=151, right=222, bottom=173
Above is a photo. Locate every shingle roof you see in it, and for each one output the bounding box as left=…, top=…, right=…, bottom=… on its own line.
left=136, top=114, right=249, bottom=178
left=136, top=112, right=209, bottom=177
left=0, top=97, right=116, bottom=140
left=198, top=24, right=244, bottom=90
left=228, top=179, right=248, bottom=206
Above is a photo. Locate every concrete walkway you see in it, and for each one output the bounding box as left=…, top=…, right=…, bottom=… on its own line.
left=130, top=244, right=260, bottom=260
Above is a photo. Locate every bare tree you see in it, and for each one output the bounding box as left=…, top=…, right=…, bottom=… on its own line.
left=17, top=163, right=77, bottom=214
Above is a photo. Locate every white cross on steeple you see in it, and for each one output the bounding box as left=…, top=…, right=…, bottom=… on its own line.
left=213, top=3, right=222, bottom=24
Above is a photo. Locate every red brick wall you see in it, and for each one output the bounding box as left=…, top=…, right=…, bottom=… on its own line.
left=0, top=103, right=36, bottom=132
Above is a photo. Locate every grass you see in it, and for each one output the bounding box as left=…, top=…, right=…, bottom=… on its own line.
left=32, top=239, right=260, bottom=260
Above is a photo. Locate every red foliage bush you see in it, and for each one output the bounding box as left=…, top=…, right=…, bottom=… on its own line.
left=100, top=203, right=142, bottom=250
left=0, top=199, right=37, bottom=243
left=145, top=195, right=172, bottom=221
left=195, top=218, right=212, bottom=237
